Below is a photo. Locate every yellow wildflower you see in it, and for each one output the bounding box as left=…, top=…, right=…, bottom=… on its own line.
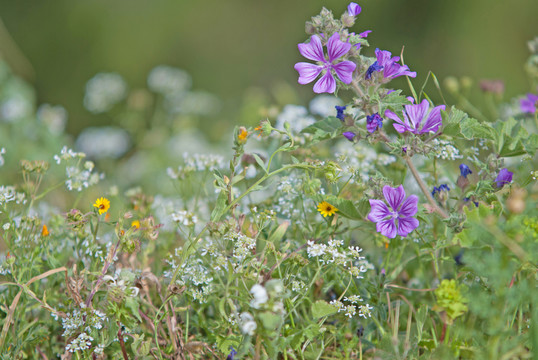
left=238, top=126, right=248, bottom=143
left=131, top=220, right=140, bottom=230
left=42, top=224, right=49, bottom=237
left=93, top=197, right=110, bottom=215
left=317, top=201, right=338, bottom=217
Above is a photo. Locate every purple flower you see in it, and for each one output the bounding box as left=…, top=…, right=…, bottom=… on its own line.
left=335, top=105, right=346, bottom=121
left=365, top=61, right=383, bottom=80
left=520, top=93, right=538, bottom=114
left=358, top=30, right=371, bottom=38
left=227, top=347, right=237, bottom=360
left=384, top=99, right=445, bottom=134
left=348, top=2, right=362, bottom=16
left=343, top=131, right=356, bottom=141
left=459, top=164, right=472, bottom=178
left=367, top=185, right=419, bottom=239
left=431, top=184, right=450, bottom=197
left=366, top=113, right=383, bottom=133
left=495, top=168, right=513, bottom=188
left=374, top=48, right=417, bottom=79
left=463, top=197, right=479, bottom=207
left=294, top=33, right=357, bottom=94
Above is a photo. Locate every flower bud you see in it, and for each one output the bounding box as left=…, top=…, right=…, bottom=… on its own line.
left=444, top=77, right=459, bottom=94
left=341, top=13, right=355, bottom=28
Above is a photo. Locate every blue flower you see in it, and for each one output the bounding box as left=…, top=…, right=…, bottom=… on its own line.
left=459, top=164, right=472, bottom=178
left=227, top=347, right=237, bottom=360
left=432, top=184, right=450, bottom=196
left=335, top=105, right=347, bottom=121
left=365, top=61, right=383, bottom=80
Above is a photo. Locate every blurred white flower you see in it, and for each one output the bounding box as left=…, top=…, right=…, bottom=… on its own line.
left=147, top=65, right=192, bottom=94
left=1, top=96, right=32, bottom=122
left=309, top=94, right=343, bottom=118
left=250, top=284, right=268, bottom=309
left=37, top=104, right=67, bottom=135
left=84, top=73, right=127, bottom=114
left=240, top=312, right=257, bottom=336
left=275, top=105, right=315, bottom=133
left=76, top=127, right=130, bottom=159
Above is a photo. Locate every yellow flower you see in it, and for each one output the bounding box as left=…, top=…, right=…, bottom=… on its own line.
left=131, top=220, right=140, bottom=230
left=317, top=201, right=338, bottom=217
left=42, top=224, right=49, bottom=237
left=238, top=126, right=248, bottom=142
left=93, top=197, right=110, bottom=215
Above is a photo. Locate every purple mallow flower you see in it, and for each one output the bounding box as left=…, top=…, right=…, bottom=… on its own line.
left=368, top=185, right=419, bottom=239
left=366, top=113, right=383, bottom=133
left=385, top=99, right=445, bottom=134
left=520, top=93, right=538, bottom=114
left=227, top=347, right=237, bottom=360
left=495, top=168, right=513, bottom=188
left=348, top=2, right=362, bottom=16
left=335, top=105, right=346, bottom=121
left=294, top=33, right=357, bottom=94
left=343, top=131, right=356, bottom=141
left=459, top=164, right=472, bottom=178
left=369, top=48, right=417, bottom=80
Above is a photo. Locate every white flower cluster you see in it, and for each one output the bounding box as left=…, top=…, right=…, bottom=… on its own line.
left=330, top=297, right=374, bottom=319
left=103, top=269, right=140, bottom=298
left=432, top=139, right=463, bottom=160
left=65, top=161, right=104, bottom=192
left=240, top=312, right=257, bottom=336
left=225, top=231, right=256, bottom=263
left=274, top=175, right=304, bottom=219
left=334, top=141, right=377, bottom=182
left=307, top=241, right=368, bottom=279
left=84, top=72, right=127, bottom=114
left=65, top=333, right=93, bottom=353
left=61, top=306, right=106, bottom=338
left=53, top=146, right=85, bottom=164
left=171, top=210, right=198, bottom=226
left=165, top=254, right=213, bottom=303
left=0, top=185, right=26, bottom=207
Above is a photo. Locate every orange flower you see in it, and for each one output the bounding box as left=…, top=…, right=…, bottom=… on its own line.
left=238, top=126, right=248, bottom=143
left=42, top=224, right=50, bottom=237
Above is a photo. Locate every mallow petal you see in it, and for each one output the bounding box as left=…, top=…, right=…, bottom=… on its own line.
left=367, top=199, right=391, bottom=222
left=332, top=60, right=356, bottom=84
left=398, top=195, right=418, bottom=217
left=383, top=185, right=405, bottom=211
left=397, top=217, right=419, bottom=237
left=294, top=62, right=323, bottom=84
left=298, top=35, right=325, bottom=62
left=384, top=109, right=409, bottom=133
left=405, top=99, right=429, bottom=130
left=377, top=219, right=397, bottom=239
left=347, top=2, right=362, bottom=16
left=313, top=71, right=336, bottom=94
left=375, top=48, right=392, bottom=67
left=420, top=104, right=445, bottom=134
left=327, top=33, right=352, bottom=62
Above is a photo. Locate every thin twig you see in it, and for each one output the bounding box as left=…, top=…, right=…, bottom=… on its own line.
left=118, top=323, right=130, bottom=360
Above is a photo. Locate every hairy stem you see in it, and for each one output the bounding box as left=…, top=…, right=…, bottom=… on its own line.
left=404, top=156, right=449, bottom=219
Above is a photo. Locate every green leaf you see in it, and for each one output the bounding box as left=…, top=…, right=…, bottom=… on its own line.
left=460, top=117, right=495, bottom=140
left=311, top=300, right=338, bottom=319
left=252, top=153, right=267, bottom=173
left=210, top=190, right=228, bottom=222
left=125, top=297, right=142, bottom=323
left=259, top=311, right=282, bottom=330
left=441, top=106, right=467, bottom=137
left=301, top=116, right=344, bottom=142
left=326, top=196, right=363, bottom=220
left=267, top=221, right=289, bottom=247
left=377, top=90, right=411, bottom=116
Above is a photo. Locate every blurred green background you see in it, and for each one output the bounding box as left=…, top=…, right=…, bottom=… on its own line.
left=1, top=0, right=537, bottom=138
